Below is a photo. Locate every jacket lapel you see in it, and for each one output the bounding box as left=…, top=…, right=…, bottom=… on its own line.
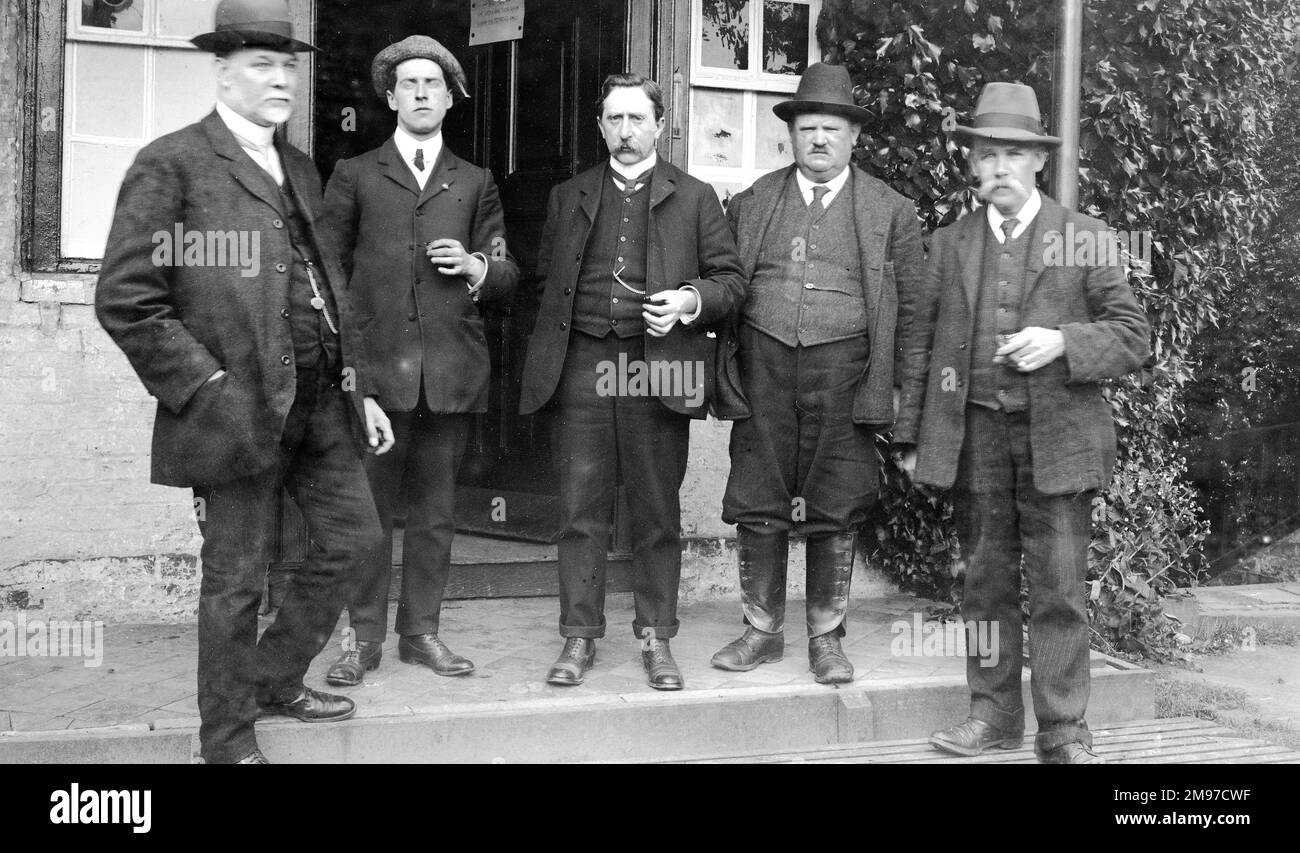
left=740, top=164, right=797, bottom=274
left=957, top=210, right=984, bottom=315
left=849, top=167, right=884, bottom=323
left=577, top=164, right=605, bottom=225
left=378, top=137, right=421, bottom=197
left=1021, top=194, right=1063, bottom=308
left=416, top=147, right=459, bottom=209
left=201, top=110, right=283, bottom=214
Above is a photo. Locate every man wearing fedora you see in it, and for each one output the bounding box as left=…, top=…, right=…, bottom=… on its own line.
left=95, top=0, right=395, bottom=764
left=321, top=37, right=519, bottom=686
left=519, top=73, right=744, bottom=690
left=710, top=63, right=924, bottom=684
left=894, top=82, right=1150, bottom=763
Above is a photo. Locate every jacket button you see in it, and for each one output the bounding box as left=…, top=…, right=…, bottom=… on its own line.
left=560, top=321, right=568, bottom=329
left=280, top=308, right=290, bottom=319
left=959, top=343, right=967, bottom=350
left=272, top=219, right=284, bottom=229
left=575, top=254, right=582, bottom=264
left=281, top=355, right=292, bottom=365
left=275, top=263, right=287, bottom=273
left=408, top=313, right=418, bottom=322
left=564, top=287, right=572, bottom=295
left=416, top=210, right=424, bottom=217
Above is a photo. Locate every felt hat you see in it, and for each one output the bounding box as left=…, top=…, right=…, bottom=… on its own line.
left=190, top=0, right=315, bottom=54
left=772, top=63, right=869, bottom=124
left=954, top=82, right=1061, bottom=146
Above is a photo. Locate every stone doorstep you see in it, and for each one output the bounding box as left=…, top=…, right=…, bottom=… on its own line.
left=0, top=658, right=1154, bottom=764
left=1164, top=582, right=1300, bottom=640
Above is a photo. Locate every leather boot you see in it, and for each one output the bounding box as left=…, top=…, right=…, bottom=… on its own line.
left=642, top=638, right=684, bottom=690
left=808, top=632, right=854, bottom=684
left=711, top=626, right=784, bottom=671
left=805, top=531, right=855, bottom=639
left=546, top=638, right=596, bottom=685
left=325, top=640, right=382, bottom=687
left=737, top=525, right=789, bottom=634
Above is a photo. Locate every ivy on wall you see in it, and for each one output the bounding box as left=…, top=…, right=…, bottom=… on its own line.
left=821, top=0, right=1298, bottom=657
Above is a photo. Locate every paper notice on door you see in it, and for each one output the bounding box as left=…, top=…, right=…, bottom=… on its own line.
left=469, top=0, right=525, bottom=46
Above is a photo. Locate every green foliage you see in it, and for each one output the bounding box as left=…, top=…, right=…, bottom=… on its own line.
left=825, top=0, right=1298, bottom=658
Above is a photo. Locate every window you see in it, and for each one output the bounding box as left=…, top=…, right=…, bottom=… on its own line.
left=26, top=1, right=311, bottom=271
left=687, top=0, right=822, bottom=203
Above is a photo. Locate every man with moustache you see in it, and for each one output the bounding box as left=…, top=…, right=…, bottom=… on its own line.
left=321, top=37, right=519, bottom=686
left=894, top=83, right=1150, bottom=763
left=95, top=0, right=394, bottom=764
left=519, top=73, right=744, bottom=690
left=710, top=63, right=924, bottom=685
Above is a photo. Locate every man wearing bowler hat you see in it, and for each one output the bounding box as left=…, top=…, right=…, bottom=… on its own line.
left=710, top=63, right=924, bottom=684
left=321, top=36, right=519, bottom=686
left=894, top=83, right=1150, bottom=763
left=95, top=0, right=394, bottom=764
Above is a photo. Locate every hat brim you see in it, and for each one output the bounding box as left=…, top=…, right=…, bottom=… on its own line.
left=192, top=30, right=316, bottom=54
left=773, top=99, right=870, bottom=124
left=954, top=125, right=1060, bottom=146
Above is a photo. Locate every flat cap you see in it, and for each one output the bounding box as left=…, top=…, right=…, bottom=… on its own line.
left=372, top=35, right=469, bottom=103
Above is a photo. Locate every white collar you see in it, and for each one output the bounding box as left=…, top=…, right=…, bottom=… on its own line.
left=795, top=165, right=851, bottom=207
left=987, top=189, right=1042, bottom=242
left=609, top=151, right=658, bottom=183
left=216, top=101, right=276, bottom=150
left=393, top=125, right=443, bottom=166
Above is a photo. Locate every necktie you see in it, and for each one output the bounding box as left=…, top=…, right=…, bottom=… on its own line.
left=809, top=184, right=829, bottom=219
left=615, top=167, right=653, bottom=194
left=414, top=149, right=426, bottom=172
left=1001, top=217, right=1020, bottom=242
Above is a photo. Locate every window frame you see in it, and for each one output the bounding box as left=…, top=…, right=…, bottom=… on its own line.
left=690, top=0, right=821, bottom=94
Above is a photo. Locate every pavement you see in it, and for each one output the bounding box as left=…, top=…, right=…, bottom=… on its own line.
left=0, top=591, right=972, bottom=734
left=1164, top=581, right=1300, bottom=639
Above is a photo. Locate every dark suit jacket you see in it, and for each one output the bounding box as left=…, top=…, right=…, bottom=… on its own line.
left=518, top=159, right=745, bottom=418
left=322, top=140, right=519, bottom=413
left=95, top=110, right=372, bottom=488
left=714, top=163, right=925, bottom=427
left=894, top=195, right=1151, bottom=495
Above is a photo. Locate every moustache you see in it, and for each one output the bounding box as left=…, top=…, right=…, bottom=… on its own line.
left=975, top=174, right=1028, bottom=201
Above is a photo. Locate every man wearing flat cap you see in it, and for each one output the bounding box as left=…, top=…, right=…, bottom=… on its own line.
left=322, top=36, right=519, bottom=686
left=710, top=63, right=924, bottom=685
left=895, top=82, right=1150, bottom=763
left=95, top=0, right=395, bottom=764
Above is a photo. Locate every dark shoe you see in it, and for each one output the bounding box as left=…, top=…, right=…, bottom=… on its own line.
left=234, top=749, right=270, bottom=764
left=260, top=687, right=356, bottom=723
left=930, top=717, right=1024, bottom=756
left=642, top=638, right=684, bottom=690
left=808, top=632, right=854, bottom=684
left=325, top=639, right=382, bottom=687
left=398, top=633, right=475, bottom=676
left=711, top=627, right=784, bottom=671
left=1039, top=741, right=1105, bottom=764
left=546, top=638, right=596, bottom=685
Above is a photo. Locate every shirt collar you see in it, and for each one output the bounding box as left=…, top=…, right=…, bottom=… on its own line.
left=609, top=151, right=658, bottom=184
left=795, top=165, right=851, bottom=206
left=987, top=189, right=1042, bottom=242
left=393, top=125, right=443, bottom=167
left=216, top=101, right=276, bottom=150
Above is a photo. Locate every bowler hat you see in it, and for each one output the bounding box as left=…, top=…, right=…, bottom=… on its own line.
left=772, top=63, right=869, bottom=124
left=191, top=0, right=315, bottom=53
left=371, top=36, right=470, bottom=103
left=954, top=82, right=1060, bottom=146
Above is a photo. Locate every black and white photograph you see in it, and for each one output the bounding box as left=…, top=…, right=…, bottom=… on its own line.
left=1, top=0, right=1297, bottom=809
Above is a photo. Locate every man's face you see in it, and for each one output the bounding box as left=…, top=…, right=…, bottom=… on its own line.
left=216, top=48, right=298, bottom=127
left=970, top=140, right=1048, bottom=215
left=598, top=86, right=664, bottom=165
left=387, top=58, right=452, bottom=139
left=789, top=112, right=859, bottom=182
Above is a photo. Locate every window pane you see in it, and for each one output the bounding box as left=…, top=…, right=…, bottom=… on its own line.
left=755, top=93, right=795, bottom=168
left=762, top=1, right=809, bottom=75
left=153, top=49, right=217, bottom=138
left=690, top=88, right=744, bottom=168
left=157, top=0, right=218, bottom=39
left=79, top=0, right=146, bottom=31
left=700, top=0, right=749, bottom=71
left=62, top=142, right=139, bottom=258
left=70, top=43, right=147, bottom=138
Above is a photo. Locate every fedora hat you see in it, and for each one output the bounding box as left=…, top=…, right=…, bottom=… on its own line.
left=772, top=63, right=869, bottom=124
left=191, top=0, right=315, bottom=53
left=954, top=82, right=1060, bottom=146
left=371, top=36, right=470, bottom=104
